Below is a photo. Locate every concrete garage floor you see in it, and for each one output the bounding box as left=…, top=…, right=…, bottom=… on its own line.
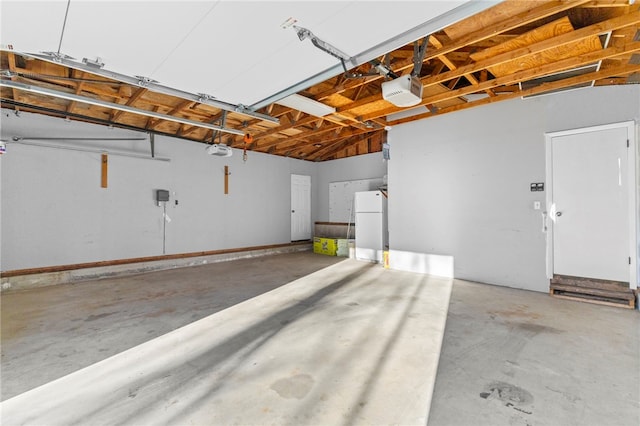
left=429, top=280, right=640, bottom=426
left=1, top=252, right=344, bottom=400
left=1, top=252, right=453, bottom=424
left=1, top=252, right=639, bottom=425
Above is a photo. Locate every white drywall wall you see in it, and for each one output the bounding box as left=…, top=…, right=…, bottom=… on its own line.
left=387, top=86, right=640, bottom=292
left=316, top=152, right=387, bottom=222
left=0, top=110, right=316, bottom=271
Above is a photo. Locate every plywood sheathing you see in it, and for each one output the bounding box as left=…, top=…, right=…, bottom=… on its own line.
left=444, top=1, right=548, bottom=41
left=470, top=17, right=603, bottom=78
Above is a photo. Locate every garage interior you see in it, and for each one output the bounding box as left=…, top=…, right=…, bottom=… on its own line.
left=1, top=1, right=639, bottom=425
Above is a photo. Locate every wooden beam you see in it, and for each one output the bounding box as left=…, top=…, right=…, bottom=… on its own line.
left=429, top=35, right=496, bottom=97
left=6, top=53, right=20, bottom=105
left=387, top=62, right=640, bottom=126
left=291, top=110, right=303, bottom=123
left=224, top=165, right=229, bottom=195
left=101, top=153, right=108, bottom=188
left=314, top=0, right=593, bottom=101
left=257, top=124, right=375, bottom=152
left=111, top=87, right=147, bottom=121
left=65, top=70, right=87, bottom=114
left=365, top=41, right=640, bottom=120
left=306, top=139, right=353, bottom=162
left=252, top=115, right=319, bottom=140
left=306, top=131, right=383, bottom=162
left=338, top=11, right=640, bottom=117
left=183, top=112, right=226, bottom=138
left=421, top=10, right=640, bottom=90
left=146, top=99, right=194, bottom=130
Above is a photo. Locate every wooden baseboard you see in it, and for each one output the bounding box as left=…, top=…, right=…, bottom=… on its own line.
left=1, top=241, right=311, bottom=278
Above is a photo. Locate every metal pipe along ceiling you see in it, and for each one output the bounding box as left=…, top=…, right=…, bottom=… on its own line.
left=4, top=50, right=279, bottom=124
left=0, top=80, right=245, bottom=136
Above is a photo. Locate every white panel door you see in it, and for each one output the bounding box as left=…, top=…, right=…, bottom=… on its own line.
left=291, top=174, right=311, bottom=241
left=551, top=126, right=629, bottom=282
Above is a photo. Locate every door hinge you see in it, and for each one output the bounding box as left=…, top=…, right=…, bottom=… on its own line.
left=628, top=139, right=630, bottom=148
left=630, top=256, right=632, bottom=265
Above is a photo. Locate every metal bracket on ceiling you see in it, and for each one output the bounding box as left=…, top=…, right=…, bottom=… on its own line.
left=234, top=104, right=250, bottom=114
left=293, top=25, right=353, bottom=75
left=134, top=76, right=159, bottom=87
left=251, top=1, right=500, bottom=111
left=369, top=57, right=399, bottom=80
left=10, top=50, right=279, bottom=124
left=411, top=36, right=429, bottom=77
left=211, top=110, right=228, bottom=144
left=197, top=93, right=216, bottom=103
left=40, top=51, right=75, bottom=63
left=347, top=36, right=428, bottom=80
left=82, top=57, right=105, bottom=69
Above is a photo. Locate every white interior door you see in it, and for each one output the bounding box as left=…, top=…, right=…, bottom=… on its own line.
left=291, top=174, right=311, bottom=241
left=550, top=126, right=629, bottom=282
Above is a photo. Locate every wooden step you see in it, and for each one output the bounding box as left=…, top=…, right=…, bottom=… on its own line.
left=550, top=274, right=630, bottom=292
left=549, top=275, right=635, bottom=310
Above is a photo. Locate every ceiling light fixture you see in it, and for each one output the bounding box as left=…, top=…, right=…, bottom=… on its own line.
left=275, top=93, right=336, bottom=117
left=1, top=80, right=245, bottom=136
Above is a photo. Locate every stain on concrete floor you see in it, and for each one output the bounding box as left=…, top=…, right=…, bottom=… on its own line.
left=270, top=374, right=315, bottom=399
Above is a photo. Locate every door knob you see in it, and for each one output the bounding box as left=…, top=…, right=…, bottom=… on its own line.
left=556, top=211, right=562, bottom=217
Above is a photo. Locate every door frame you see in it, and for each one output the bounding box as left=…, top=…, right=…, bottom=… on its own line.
left=544, top=121, right=637, bottom=289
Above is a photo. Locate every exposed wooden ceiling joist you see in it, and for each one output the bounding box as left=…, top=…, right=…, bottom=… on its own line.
left=1, top=1, right=637, bottom=161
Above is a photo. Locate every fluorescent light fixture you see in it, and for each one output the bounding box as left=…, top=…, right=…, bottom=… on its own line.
left=463, top=93, right=491, bottom=102
left=386, top=105, right=429, bottom=122
left=275, top=94, right=336, bottom=117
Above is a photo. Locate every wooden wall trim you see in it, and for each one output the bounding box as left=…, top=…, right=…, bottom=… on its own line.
left=1, top=241, right=311, bottom=278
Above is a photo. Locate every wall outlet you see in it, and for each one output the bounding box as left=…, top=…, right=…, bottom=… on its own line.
left=533, top=201, right=541, bottom=210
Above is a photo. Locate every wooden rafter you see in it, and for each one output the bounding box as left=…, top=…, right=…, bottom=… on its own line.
left=1, top=1, right=636, bottom=162
left=388, top=62, right=640, bottom=126
left=111, top=87, right=147, bottom=121
left=146, top=99, right=195, bottom=130
left=313, top=0, right=594, bottom=102
left=366, top=40, right=640, bottom=121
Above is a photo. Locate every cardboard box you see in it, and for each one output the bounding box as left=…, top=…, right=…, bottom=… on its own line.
left=336, top=239, right=350, bottom=257
left=313, top=237, right=338, bottom=256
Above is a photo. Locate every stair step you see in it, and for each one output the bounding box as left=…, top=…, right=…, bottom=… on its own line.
left=549, top=275, right=636, bottom=310
left=550, top=274, right=629, bottom=292
left=550, top=283, right=634, bottom=300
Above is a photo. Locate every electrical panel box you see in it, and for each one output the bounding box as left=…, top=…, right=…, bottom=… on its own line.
left=156, top=189, right=170, bottom=202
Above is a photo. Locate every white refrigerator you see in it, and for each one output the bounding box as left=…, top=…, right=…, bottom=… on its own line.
left=355, top=190, right=387, bottom=263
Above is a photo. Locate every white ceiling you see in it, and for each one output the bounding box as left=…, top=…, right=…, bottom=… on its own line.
left=1, top=1, right=486, bottom=108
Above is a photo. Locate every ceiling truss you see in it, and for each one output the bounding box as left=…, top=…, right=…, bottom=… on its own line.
left=1, top=0, right=638, bottom=162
